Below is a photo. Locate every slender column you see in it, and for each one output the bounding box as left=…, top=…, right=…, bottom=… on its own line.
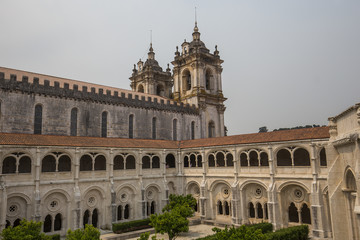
left=109, top=149, right=117, bottom=223
left=177, top=150, right=182, bottom=176
left=267, top=145, right=281, bottom=229
left=138, top=149, right=146, bottom=219
left=231, top=147, right=241, bottom=225
left=162, top=149, right=169, bottom=207
left=240, top=189, right=246, bottom=224
left=34, top=147, right=41, bottom=222
left=0, top=176, right=7, bottom=231
left=73, top=148, right=81, bottom=229
left=200, top=148, right=207, bottom=220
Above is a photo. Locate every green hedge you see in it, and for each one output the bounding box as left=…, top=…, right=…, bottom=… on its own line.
left=249, top=222, right=273, bottom=234
left=50, top=234, right=60, bottom=240
left=112, top=218, right=151, bottom=233
left=265, top=225, right=309, bottom=240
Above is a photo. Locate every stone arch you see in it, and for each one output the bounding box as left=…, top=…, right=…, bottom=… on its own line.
left=115, top=183, right=138, bottom=196
left=278, top=181, right=310, bottom=194
left=7, top=193, right=31, bottom=204
left=42, top=189, right=71, bottom=203
left=82, top=186, right=106, bottom=201
left=137, top=84, right=144, bottom=93
left=145, top=183, right=162, bottom=193
left=156, top=84, right=165, bottom=96
left=6, top=195, right=30, bottom=223
left=185, top=181, right=201, bottom=194
left=181, top=68, right=192, bottom=91
left=239, top=180, right=269, bottom=191
left=209, top=180, right=231, bottom=192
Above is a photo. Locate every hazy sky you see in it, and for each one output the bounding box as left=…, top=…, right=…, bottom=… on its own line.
left=1, top=0, right=359, bottom=135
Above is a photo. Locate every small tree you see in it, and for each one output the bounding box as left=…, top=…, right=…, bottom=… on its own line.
left=0, top=219, right=51, bottom=240
left=65, top=224, right=100, bottom=240
left=162, top=194, right=196, bottom=218
left=258, top=126, right=268, bottom=133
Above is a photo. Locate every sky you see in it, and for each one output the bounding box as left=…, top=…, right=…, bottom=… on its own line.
left=1, top=0, right=359, bottom=135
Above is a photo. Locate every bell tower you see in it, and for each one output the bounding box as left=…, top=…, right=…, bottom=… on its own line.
left=130, top=44, right=173, bottom=98
left=171, top=23, right=226, bottom=138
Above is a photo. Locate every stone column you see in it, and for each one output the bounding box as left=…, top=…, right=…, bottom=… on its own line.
left=138, top=149, right=146, bottom=219
left=73, top=148, right=81, bottom=229
left=200, top=148, right=207, bottom=221
left=231, top=147, right=241, bottom=225
left=0, top=176, right=7, bottom=231
left=267, top=145, right=281, bottom=229
left=34, top=147, right=41, bottom=222
left=177, top=150, right=182, bottom=176
left=109, top=149, right=117, bottom=223
left=161, top=149, right=169, bottom=208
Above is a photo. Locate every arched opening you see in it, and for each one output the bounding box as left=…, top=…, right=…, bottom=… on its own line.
left=294, top=148, right=310, bottom=166
left=92, top=209, right=98, bottom=228
left=345, top=169, right=358, bottom=238
left=34, top=104, right=42, bottom=134
left=126, top=155, right=136, bottom=169
left=18, top=156, right=31, bottom=173
left=80, top=155, right=92, bottom=171
left=2, top=156, right=16, bottom=174
left=260, top=152, right=269, bottom=166
left=301, top=203, right=311, bottom=224
left=58, top=155, right=71, bottom=172
left=70, top=108, right=78, bottom=136
left=5, top=220, right=10, bottom=228
left=249, top=151, right=259, bottom=166
left=288, top=202, right=299, bottom=222
left=150, top=201, right=155, bottom=214
left=156, top=84, right=165, bottom=96
left=166, top=154, right=176, bottom=168
left=152, top=156, right=160, bottom=168
left=42, top=155, right=56, bottom=172
left=277, top=149, right=292, bottom=166
left=152, top=117, right=157, bottom=139
left=94, top=155, right=106, bottom=170
left=54, top=213, right=62, bottom=231
left=184, top=156, right=189, bottom=167
left=101, top=111, right=108, bottom=138
left=142, top=156, right=150, bottom=169
left=218, top=201, right=223, bottom=215
left=226, top=153, right=234, bottom=167
left=124, top=204, right=130, bottom=219
left=208, top=154, right=215, bottom=167
left=117, top=205, right=123, bottom=220
left=129, top=114, right=134, bottom=139
left=205, top=69, right=212, bottom=90
left=320, top=148, right=327, bottom=166
left=264, top=203, right=268, bottom=219
left=249, top=202, right=255, bottom=218
left=191, top=121, right=195, bottom=140
left=13, top=219, right=21, bottom=227
left=216, top=152, right=225, bottom=167
left=224, top=201, right=230, bottom=215
left=83, top=210, right=90, bottom=228
left=190, top=154, right=196, bottom=167
left=114, top=155, right=124, bottom=170
left=44, top=215, right=52, bottom=232
left=173, top=119, right=177, bottom=141
left=183, top=70, right=191, bottom=91
left=257, top=203, right=263, bottom=219
left=240, top=153, right=248, bottom=167
left=197, top=155, right=202, bottom=167
left=208, top=121, right=215, bottom=138
left=137, top=84, right=144, bottom=93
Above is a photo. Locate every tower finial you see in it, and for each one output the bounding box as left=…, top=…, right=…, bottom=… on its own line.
left=194, top=7, right=198, bottom=32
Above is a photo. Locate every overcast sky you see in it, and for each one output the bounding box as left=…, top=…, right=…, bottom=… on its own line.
left=1, top=0, right=359, bottom=135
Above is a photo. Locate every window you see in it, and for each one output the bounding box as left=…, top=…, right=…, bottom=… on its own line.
left=18, top=156, right=31, bottom=173
left=226, top=154, right=234, bottom=167
left=294, top=148, right=310, bottom=166
left=173, top=119, right=177, bottom=141
left=191, top=121, right=195, bottom=140
left=34, top=104, right=42, bottom=134
left=129, top=115, right=134, bottom=139
left=208, top=154, right=215, bottom=167
left=117, top=205, right=123, bottom=220
left=101, top=112, right=107, bottom=137
left=320, top=148, right=327, bottom=166
left=54, top=213, right=62, bottom=231
left=205, top=70, right=212, bottom=90
left=240, top=153, right=248, bottom=166
left=114, top=155, right=124, bottom=170
left=80, top=155, right=92, bottom=171
left=41, top=155, right=56, bottom=172
left=218, top=201, right=223, bottom=215
left=44, top=215, right=52, bottom=232
left=257, top=203, right=263, bottom=218
left=260, top=152, right=269, bottom=166
left=249, top=202, right=255, bottom=218
left=92, top=209, right=98, bottom=228
left=277, top=149, right=291, bottom=166
left=142, top=156, right=150, bottom=169
left=182, top=70, right=191, bottom=91
left=301, top=204, right=311, bottom=224
left=152, top=156, right=160, bottom=168
left=70, top=108, right=78, bottom=136
left=58, top=155, right=71, bottom=172
left=138, top=84, right=144, bottom=93
left=166, top=154, right=176, bottom=168
left=152, top=117, right=156, bottom=139
left=94, top=155, right=106, bottom=170
left=208, top=121, right=215, bottom=138
left=249, top=151, right=258, bottom=166
left=126, top=155, right=136, bottom=169
left=83, top=210, right=90, bottom=228
left=289, top=202, right=299, bottom=222
left=124, top=204, right=130, bottom=219
left=216, top=152, right=225, bottom=167
left=2, top=156, right=16, bottom=174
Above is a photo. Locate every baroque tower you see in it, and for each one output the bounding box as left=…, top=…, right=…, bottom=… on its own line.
left=130, top=44, right=173, bottom=98
left=172, top=23, right=226, bottom=138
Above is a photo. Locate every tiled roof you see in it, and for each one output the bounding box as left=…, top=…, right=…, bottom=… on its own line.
left=0, top=127, right=329, bottom=149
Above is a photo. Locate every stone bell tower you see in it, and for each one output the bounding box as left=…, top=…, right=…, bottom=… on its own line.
left=171, top=22, right=226, bottom=138
left=130, top=44, right=173, bottom=98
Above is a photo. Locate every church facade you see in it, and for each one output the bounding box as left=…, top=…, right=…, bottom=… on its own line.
left=0, top=24, right=359, bottom=240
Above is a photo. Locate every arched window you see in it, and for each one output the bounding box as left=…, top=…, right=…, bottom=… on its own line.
left=117, top=205, right=123, bottom=220
left=197, top=155, right=202, bottom=167
left=294, top=148, right=310, bottom=166
left=5, top=220, right=10, bottom=228
left=264, top=203, right=268, bottom=219
left=44, top=215, right=52, bottom=232
left=240, top=153, right=248, bottom=167
left=249, top=151, right=259, bottom=166
left=191, top=121, right=195, bottom=140
left=80, top=155, right=92, bottom=171
left=183, top=70, right=191, bottom=91
left=54, top=213, right=62, bottom=231
left=173, top=119, right=177, bottom=141
left=70, top=108, right=77, bottom=136
left=208, top=121, right=215, bottom=138
left=216, top=152, right=225, bottom=167
left=257, top=203, right=263, bottom=219
left=156, top=84, right=164, bottom=96
left=218, top=201, right=223, bottom=215
left=205, top=70, right=211, bottom=90
left=94, top=155, right=106, bottom=170
left=138, top=84, right=144, bottom=93
left=142, top=156, right=150, bottom=169
left=58, top=155, right=71, bottom=172
left=224, top=201, right=230, bottom=215
left=101, top=111, right=107, bottom=138
left=208, top=154, right=215, bottom=167
left=18, top=156, right=31, bottom=173
left=150, top=201, right=155, bottom=214
left=42, top=155, right=56, bottom=172
left=277, top=149, right=292, bottom=166
left=126, top=155, right=136, bottom=169
left=184, top=156, right=189, bottom=167
left=190, top=154, right=196, bottom=167
left=301, top=203, right=311, bottom=224
left=124, top=204, right=130, bottom=219
left=114, top=155, right=124, bottom=170
left=152, top=117, right=157, bottom=139
left=288, top=202, right=299, bottom=222
left=129, top=115, right=134, bottom=139
left=152, top=156, right=160, bottom=168
left=166, top=154, right=176, bottom=168
left=13, top=219, right=21, bottom=227
left=34, top=104, right=42, bottom=134
left=260, top=152, right=269, bottom=166
left=92, top=209, right=98, bottom=228
left=2, top=156, right=16, bottom=174
left=249, top=202, right=255, bottom=218
left=226, top=153, right=234, bottom=167
left=320, top=148, right=327, bottom=166
left=83, top=210, right=90, bottom=228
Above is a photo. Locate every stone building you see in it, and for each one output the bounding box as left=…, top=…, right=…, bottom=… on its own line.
left=0, top=23, right=359, bottom=240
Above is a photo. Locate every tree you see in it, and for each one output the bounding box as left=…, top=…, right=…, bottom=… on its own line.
left=258, top=126, right=268, bottom=133
left=162, top=194, right=196, bottom=218
left=65, top=224, right=100, bottom=240
left=0, top=219, right=51, bottom=240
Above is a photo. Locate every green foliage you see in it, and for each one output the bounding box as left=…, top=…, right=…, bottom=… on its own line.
left=249, top=222, right=273, bottom=234
left=266, top=225, right=309, bottom=240
left=210, top=226, right=267, bottom=240
left=150, top=207, right=189, bottom=240
left=0, top=219, right=51, bottom=240
left=112, top=218, right=151, bottom=233
left=65, top=224, right=100, bottom=240
left=163, top=194, right=197, bottom=218
left=137, top=232, right=150, bottom=240
left=50, top=235, right=60, bottom=240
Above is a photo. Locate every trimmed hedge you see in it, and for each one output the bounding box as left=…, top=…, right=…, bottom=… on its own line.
left=112, top=218, right=151, bottom=234
left=266, top=225, right=309, bottom=240
left=249, top=222, right=273, bottom=234
left=50, top=234, right=60, bottom=240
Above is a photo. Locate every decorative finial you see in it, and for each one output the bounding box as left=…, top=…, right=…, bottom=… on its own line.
left=194, top=7, right=199, bottom=32
left=175, top=46, right=180, bottom=56
left=214, top=45, right=219, bottom=56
